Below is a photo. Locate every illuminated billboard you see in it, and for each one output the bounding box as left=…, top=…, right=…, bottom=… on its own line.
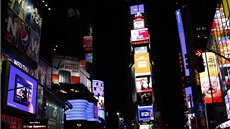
left=134, top=46, right=148, bottom=54
left=135, top=76, right=152, bottom=93
left=2, top=62, right=38, bottom=116
left=92, top=80, right=104, bottom=97
left=85, top=53, right=93, bottom=63
left=131, top=28, right=149, bottom=42
left=130, top=4, right=144, bottom=15
left=83, top=36, right=93, bottom=51
left=175, top=9, right=189, bottom=76
left=139, top=124, right=154, bottom=129
left=52, top=55, right=80, bottom=84
left=225, top=90, right=230, bottom=119
left=133, top=18, right=145, bottom=29
left=134, top=52, right=151, bottom=76
left=138, top=105, right=154, bottom=121
left=199, top=52, right=222, bottom=103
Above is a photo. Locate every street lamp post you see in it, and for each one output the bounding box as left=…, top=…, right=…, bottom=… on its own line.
left=77, top=123, right=81, bottom=129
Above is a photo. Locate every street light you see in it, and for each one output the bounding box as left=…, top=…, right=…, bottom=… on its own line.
left=77, top=123, right=81, bottom=129
left=117, top=112, right=120, bottom=129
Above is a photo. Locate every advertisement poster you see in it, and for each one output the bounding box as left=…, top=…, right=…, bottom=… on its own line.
left=199, top=52, right=222, bottom=103
left=134, top=52, right=151, bottom=76
left=6, top=63, right=38, bottom=115
left=4, top=8, right=41, bottom=62
left=52, top=55, right=80, bottom=84
left=131, top=28, right=149, bottom=42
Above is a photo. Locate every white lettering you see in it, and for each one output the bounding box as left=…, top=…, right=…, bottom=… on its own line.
left=7, top=17, right=17, bottom=36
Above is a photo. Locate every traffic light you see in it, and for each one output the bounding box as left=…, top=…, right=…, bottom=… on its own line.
left=195, top=49, right=205, bottom=73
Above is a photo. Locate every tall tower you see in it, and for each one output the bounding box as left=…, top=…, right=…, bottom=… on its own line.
left=128, top=2, right=156, bottom=128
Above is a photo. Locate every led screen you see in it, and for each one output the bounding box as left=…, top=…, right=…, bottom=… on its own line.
left=135, top=76, right=152, bottom=93
left=130, top=4, right=144, bottom=15
left=85, top=53, right=93, bottom=63
left=98, top=109, right=105, bottom=120
left=134, top=46, right=147, bottom=54
left=131, top=28, right=149, bottom=42
left=134, top=52, right=151, bottom=76
left=6, top=63, right=37, bottom=115
left=139, top=124, right=154, bottom=129
left=133, top=18, right=145, bottom=29
left=138, top=105, right=154, bottom=121
left=175, top=9, right=190, bottom=76
left=137, top=92, right=153, bottom=106
left=225, top=90, right=230, bottom=119
left=199, top=52, right=222, bottom=103
left=185, top=86, right=194, bottom=109
left=92, top=80, right=104, bottom=97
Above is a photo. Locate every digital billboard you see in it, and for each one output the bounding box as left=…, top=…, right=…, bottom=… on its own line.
left=225, top=90, right=230, bottom=119
left=137, top=92, right=153, bottom=106
left=134, top=52, right=151, bottom=76
left=199, top=52, right=222, bottom=103
left=131, top=28, right=149, bottom=42
left=85, top=53, right=93, bottom=63
left=4, top=8, right=41, bottom=62
left=2, top=62, right=38, bottom=115
left=83, top=36, right=93, bottom=51
left=139, top=124, right=154, bottom=129
left=22, top=119, right=48, bottom=129
left=133, top=18, right=145, bottom=29
left=130, top=4, right=144, bottom=15
left=138, top=105, right=154, bottom=121
left=36, top=59, right=52, bottom=88
left=135, top=76, right=152, bottom=93
left=175, top=9, right=190, bottom=76
left=92, top=80, right=104, bottom=97
left=52, top=55, right=80, bottom=84
left=134, top=46, right=148, bottom=54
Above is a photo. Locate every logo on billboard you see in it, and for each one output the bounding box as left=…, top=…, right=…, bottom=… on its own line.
left=21, top=29, right=28, bottom=45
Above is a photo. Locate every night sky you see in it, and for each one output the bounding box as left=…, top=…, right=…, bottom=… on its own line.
left=41, top=0, right=185, bottom=128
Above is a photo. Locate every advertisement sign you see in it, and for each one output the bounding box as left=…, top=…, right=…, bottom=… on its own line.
left=135, top=76, right=152, bottom=93
left=98, top=109, right=105, bottom=120
left=80, top=67, right=91, bottom=91
left=52, top=55, right=80, bottom=84
left=176, top=9, right=190, bottom=76
left=5, top=62, right=38, bottom=115
left=95, top=96, right=105, bottom=110
left=85, top=53, right=93, bottom=63
left=134, top=46, right=148, bottom=54
left=139, top=124, right=154, bottom=129
left=130, top=4, right=144, bottom=15
left=83, top=36, right=93, bottom=51
left=137, top=92, right=153, bottom=106
left=4, top=8, right=41, bottom=62
left=134, top=53, right=151, bottom=76
left=23, top=119, right=48, bottom=129
left=131, top=28, right=149, bottom=42
left=199, top=52, right=222, bottom=103
left=133, top=18, right=145, bottom=29
left=92, top=80, right=104, bottom=97
left=185, top=87, right=194, bottom=109
left=225, top=90, right=230, bottom=119
left=219, top=37, right=230, bottom=66
left=36, top=59, right=52, bottom=88
left=2, top=49, right=36, bottom=77
left=138, top=105, right=154, bottom=121
left=8, top=0, right=42, bottom=35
